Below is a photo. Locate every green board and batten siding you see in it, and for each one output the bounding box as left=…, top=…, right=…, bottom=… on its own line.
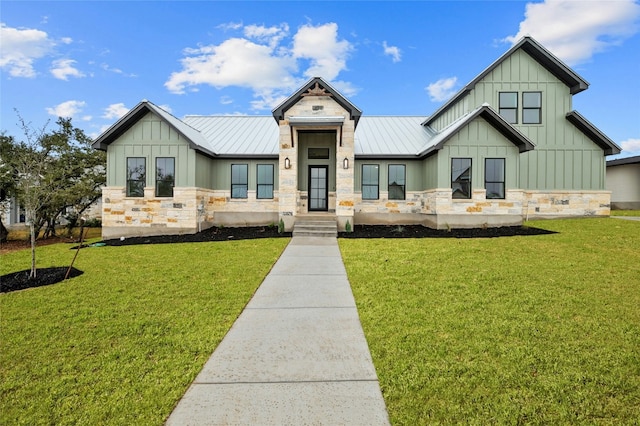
left=106, top=113, right=196, bottom=188
left=429, top=49, right=607, bottom=191
left=435, top=118, right=521, bottom=189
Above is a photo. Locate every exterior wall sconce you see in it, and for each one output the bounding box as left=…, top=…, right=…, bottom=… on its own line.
left=343, top=157, right=349, bottom=169
left=284, top=157, right=291, bottom=169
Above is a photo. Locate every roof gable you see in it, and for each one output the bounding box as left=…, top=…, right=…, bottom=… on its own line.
left=423, top=36, right=589, bottom=127
left=418, top=104, right=535, bottom=157
left=272, top=77, right=362, bottom=127
left=566, top=111, right=622, bottom=156
left=92, top=101, right=216, bottom=157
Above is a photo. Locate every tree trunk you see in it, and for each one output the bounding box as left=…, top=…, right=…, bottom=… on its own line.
left=29, top=222, right=37, bottom=279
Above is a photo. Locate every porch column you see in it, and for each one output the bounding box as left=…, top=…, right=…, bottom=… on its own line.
left=335, top=119, right=355, bottom=231
left=278, top=120, right=298, bottom=231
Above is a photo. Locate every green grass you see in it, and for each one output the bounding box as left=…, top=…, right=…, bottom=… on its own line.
left=610, top=209, right=640, bottom=216
left=340, top=218, right=640, bottom=424
left=1, top=238, right=289, bottom=425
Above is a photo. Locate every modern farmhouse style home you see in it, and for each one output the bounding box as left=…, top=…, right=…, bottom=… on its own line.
left=93, top=37, right=620, bottom=238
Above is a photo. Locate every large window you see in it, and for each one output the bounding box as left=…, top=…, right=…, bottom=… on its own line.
left=362, top=164, right=379, bottom=200
left=451, top=158, right=472, bottom=199
left=231, top=164, right=248, bottom=198
left=256, top=164, right=274, bottom=199
left=522, top=92, right=542, bottom=124
left=126, top=157, right=145, bottom=197
left=499, top=92, right=518, bottom=124
left=485, top=158, right=505, bottom=199
left=388, top=164, right=406, bottom=200
left=155, top=157, right=175, bottom=197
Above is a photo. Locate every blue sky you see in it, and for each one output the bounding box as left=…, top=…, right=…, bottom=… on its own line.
left=2, top=0, right=639, bottom=158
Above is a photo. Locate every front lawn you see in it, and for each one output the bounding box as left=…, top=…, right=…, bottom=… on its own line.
left=340, top=218, right=640, bottom=424
left=0, top=238, right=289, bottom=425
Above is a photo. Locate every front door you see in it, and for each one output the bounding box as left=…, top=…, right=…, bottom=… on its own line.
left=308, top=165, right=328, bottom=211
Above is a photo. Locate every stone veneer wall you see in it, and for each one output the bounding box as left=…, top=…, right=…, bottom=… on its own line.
left=101, top=186, right=279, bottom=238
left=352, top=189, right=611, bottom=229
left=522, top=190, right=611, bottom=219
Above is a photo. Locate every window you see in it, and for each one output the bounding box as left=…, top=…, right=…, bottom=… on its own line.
left=499, top=92, right=518, bottom=124
left=231, top=164, right=248, bottom=198
left=155, top=157, right=175, bottom=197
left=362, top=164, right=379, bottom=200
left=522, top=92, right=542, bottom=124
left=126, top=157, right=146, bottom=197
left=256, top=164, right=274, bottom=199
left=388, top=164, right=406, bottom=200
left=485, top=158, right=505, bottom=199
left=308, top=148, right=329, bottom=159
left=451, top=158, right=472, bottom=199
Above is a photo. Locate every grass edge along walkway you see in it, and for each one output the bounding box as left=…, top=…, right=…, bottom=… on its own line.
left=340, top=218, right=640, bottom=425
left=0, top=237, right=289, bottom=425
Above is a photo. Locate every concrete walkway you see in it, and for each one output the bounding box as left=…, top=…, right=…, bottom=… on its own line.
left=166, top=237, right=390, bottom=425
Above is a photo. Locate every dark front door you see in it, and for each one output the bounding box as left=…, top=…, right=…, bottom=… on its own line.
left=308, top=165, right=328, bottom=211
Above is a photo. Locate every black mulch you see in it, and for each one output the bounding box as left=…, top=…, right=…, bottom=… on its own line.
left=1, top=267, right=83, bottom=293
left=2, top=224, right=554, bottom=293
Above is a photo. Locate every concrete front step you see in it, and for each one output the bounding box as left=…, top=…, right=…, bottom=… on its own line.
left=293, top=219, right=338, bottom=238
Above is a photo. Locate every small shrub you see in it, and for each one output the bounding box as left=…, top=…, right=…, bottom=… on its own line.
left=345, top=220, right=352, bottom=232
left=278, top=218, right=285, bottom=233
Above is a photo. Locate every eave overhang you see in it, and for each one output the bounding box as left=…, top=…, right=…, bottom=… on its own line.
left=417, top=104, right=535, bottom=158
left=607, top=155, right=640, bottom=167
left=566, top=111, right=621, bottom=156
left=423, top=36, right=589, bottom=127
left=91, top=101, right=217, bottom=158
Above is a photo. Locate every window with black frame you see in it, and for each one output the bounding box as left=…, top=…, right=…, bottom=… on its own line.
left=522, top=92, right=542, bottom=124
left=388, top=164, right=406, bottom=200
left=155, top=157, right=175, bottom=197
left=256, top=164, right=274, bottom=199
left=231, top=164, right=248, bottom=198
left=126, top=157, right=145, bottom=197
left=485, top=158, right=505, bottom=199
left=499, top=92, right=518, bottom=124
left=362, top=164, right=379, bottom=200
left=451, top=158, right=472, bottom=199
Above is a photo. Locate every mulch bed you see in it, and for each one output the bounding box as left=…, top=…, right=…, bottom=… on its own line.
left=1, top=224, right=553, bottom=293
left=1, top=267, right=83, bottom=293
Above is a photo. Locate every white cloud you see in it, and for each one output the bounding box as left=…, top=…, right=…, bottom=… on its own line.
left=0, top=23, right=55, bottom=77
left=620, top=138, right=640, bottom=154
left=244, top=23, right=289, bottom=47
left=504, top=0, right=640, bottom=65
left=292, top=23, right=352, bottom=80
left=51, top=58, right=85, bottom=80
left=103, top=103, right=129, bottom=120
left=46, top=100, right=86, bottom=118
left=426, top=77, right=458, bottom=102
left=165, top=22, right=354, bottom=111
left=382, top=41, right=401, bottom=63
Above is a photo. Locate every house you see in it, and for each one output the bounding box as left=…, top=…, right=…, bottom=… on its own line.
left=92, top=36, right=620, bottom=239
left=606, top=156, right=640, bottom=210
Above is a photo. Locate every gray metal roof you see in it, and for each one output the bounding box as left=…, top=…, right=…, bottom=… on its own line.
left=184, top=115, right=279, bottom=156
left=92, top=100, right=216, bottom=157
left=355, top=116, right=432, bottom=157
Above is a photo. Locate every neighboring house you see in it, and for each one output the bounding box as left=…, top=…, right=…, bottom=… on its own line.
left=606, top=156, right=640, bottom=210
left=93, top=36, right=620, bottom=239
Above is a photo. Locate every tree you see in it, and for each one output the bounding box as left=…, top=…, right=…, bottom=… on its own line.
left=0, top=116, right=106, bottom=278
